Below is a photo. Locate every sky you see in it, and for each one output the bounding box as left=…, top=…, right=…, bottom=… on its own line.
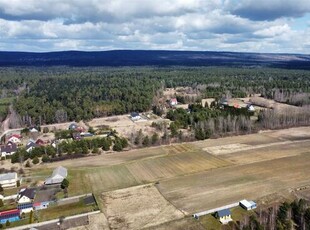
left=0, top=0, right=310, bottom=53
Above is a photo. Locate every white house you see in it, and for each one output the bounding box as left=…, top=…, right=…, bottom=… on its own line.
left=25, top=141, right=37, bottom=153
left=7, top=134, right=22, bottom=144
left=0, top=172, right=18, bottom=188
left=247, top=104, right=255, bottom=112
left=1, top=142, right=17, bottom=157
left=17, top=188, right=36, bottom=213
left=44, top=166, right=68, bottom=185
left=170, top=98, right=178, bottom=106
left=29, top=128, right=38, bottom=133
left=130, top=112, right=141, bottom=121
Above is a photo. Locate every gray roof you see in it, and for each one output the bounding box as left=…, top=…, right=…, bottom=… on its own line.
left=45, top=166, right=67, bottom=185
left=131, top=112, right=140, bottom=117
left=19, top=188, right=36, bottom=199
left=52, top=166, right=67, bottom=178
left=0, top=172, right=17, bottom=182
left=69, top=123, right=78, bottom=130
left=217, top=209, right=231, bottom=217
left=26, top=141, right=37, bottom=149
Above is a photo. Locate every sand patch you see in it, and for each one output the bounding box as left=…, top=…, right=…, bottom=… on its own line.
left=102, top=184, right=184, bottom=229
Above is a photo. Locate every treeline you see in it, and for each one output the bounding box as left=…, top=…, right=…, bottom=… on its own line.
left=165, top=104, right=254, bottom=140
left=0, top=67, right=308, bottom=125
left=10, top=136, right=128, bottom=164
left=238, top=199, right=310, bottom=230
left=258, top=107, right=310, bottom=129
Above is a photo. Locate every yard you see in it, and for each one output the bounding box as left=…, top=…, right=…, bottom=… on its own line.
left=38, top=200, right=98, bottom=222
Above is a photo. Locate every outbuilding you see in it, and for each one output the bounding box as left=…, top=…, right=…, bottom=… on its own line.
left=239, top=199, right=257, bottom=210
left=130, top=112, right=141, bottom=121
left=44, top=166, right=68, bottom=185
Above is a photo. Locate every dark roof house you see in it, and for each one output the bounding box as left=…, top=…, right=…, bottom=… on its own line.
left=217, top=209, right=231, bottom=218
left=1, top=142, right=17, bottom=154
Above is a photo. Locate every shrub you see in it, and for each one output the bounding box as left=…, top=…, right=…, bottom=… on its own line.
left=25, top=161, right=31, bottom=168
left=43, top=127, right=49, bottom=133
left=32, top=157, right=39, bottom=164
left=61, top=179, right=69, bottom=189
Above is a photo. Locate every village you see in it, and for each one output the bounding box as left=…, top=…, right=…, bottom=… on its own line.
left=0, top=89, right=304, bottom=229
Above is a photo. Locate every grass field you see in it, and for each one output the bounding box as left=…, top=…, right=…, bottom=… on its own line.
left=38, top=200, right=98, bottom=222
left=30, top=126, right=310, bottom=229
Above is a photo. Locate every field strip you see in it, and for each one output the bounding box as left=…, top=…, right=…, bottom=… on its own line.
left=203, top=139, right=310, bottom=155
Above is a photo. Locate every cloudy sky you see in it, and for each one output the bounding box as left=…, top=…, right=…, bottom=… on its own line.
left=0, top=0, right=310, bottom=53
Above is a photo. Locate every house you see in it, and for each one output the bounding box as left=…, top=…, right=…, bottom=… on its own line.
left=44, top=166, right=68, bottom=185
left=130, top=112, right=141, bottom=121
left=170, top=98, right=178, bottom=106
left=68, top=123, right=78, bottom=130
left=247, top=104, right=255, bottom=112
left=0, top=209, right=20, bottom=224
left=215, top=209, right=232, bottom=224
left=1, top=142, right=17, bottom=157
left=17, top=188, right=36, bottom=213
left=29, top=128, right=39, bottom=133
left=7, top=134, right=22, bottom=144
left=26, top=141, right=38, bottom=153
left=0, top=172, right=18, bottom=188
left=239, top=199, right=257, bottom=210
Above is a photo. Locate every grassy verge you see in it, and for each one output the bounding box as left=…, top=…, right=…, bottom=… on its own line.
left=37, top=200, right=98, bottom=222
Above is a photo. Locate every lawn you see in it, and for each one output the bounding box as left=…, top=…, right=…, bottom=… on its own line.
left=38, top=200, right=98, bottom=222
left=198, top=214, right=222, bottom=230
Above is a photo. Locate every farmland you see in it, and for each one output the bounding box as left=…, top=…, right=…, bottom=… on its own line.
left=30, top=126, right=310, bottom=229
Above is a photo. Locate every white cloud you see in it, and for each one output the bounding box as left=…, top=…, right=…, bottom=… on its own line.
left=0, top=0, right=309, bottom=53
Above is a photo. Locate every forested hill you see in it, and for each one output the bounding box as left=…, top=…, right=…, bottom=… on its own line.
left=0, top=50, right=310, bottom=69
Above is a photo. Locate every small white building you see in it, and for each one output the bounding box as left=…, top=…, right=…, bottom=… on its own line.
left=170, top=98, right=178, bottom=106
left=247, top=105, right=255, bottom=112
left=29, top=128, right=38, bottom=133
left=0, top=172, right=18, bottom=188
left=130, top=112, right=141, bottom=121
left=44, top=166, right=68, bottom=185
left=239, top=199, right=257, bottom=210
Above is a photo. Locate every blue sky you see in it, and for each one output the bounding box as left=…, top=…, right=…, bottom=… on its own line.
left=0, top=0, right=309, bottom=53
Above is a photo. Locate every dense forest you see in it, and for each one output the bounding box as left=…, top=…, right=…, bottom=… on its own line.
left=0, top=67, right=309, bottom=126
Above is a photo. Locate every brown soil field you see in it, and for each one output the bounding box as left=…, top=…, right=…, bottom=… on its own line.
left=157, top=141, right=310, bottom=214
left=88, top=114, right=170, bottom=138
left=31, top=126, right=310, bottom=229
left=101, top=184, right=185, bottom=229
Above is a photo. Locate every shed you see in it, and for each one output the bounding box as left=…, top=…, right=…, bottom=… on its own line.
left=170, top=98, right=178, bottom=106
left=44, top=166, right=68, bottom=185
left=130, top=112, right=141, bottom=120
left=240, top=199, right=257, bottom=210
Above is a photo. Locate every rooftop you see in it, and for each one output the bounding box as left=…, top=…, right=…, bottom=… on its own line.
left=217, top=209, right=231, bottom=217
left=0, top=172, right=17, bottom=181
